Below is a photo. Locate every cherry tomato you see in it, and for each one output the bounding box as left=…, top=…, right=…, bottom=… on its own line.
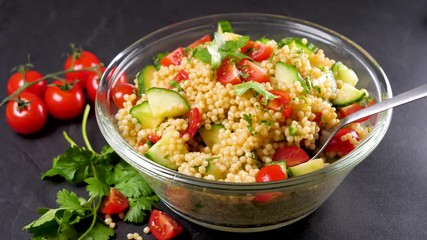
left=6, top=92, right=48, bottom=135
left=339, top=97, right=375, bottom=123
left=216, top=58, right=242, bottom=85
left=149, top=209, right=183, bottom=240
left=313, top=111, right=322, bottom=126
left=181, top=108, right=201, bottom=139
left=100, top=188, right=129, bottom=215
left=272, top=146, right=310, bottom=167
left=112, top=83, right=135, bottom=108
left=7, top=67, right=47, bottom=98
left=241, top=41, right=273, bottom=61
left=160, top=47, right=185, bottom=67
left=44, top=80, right=85, bottom=120
left=64, top=48, right=101, bottom=90
left=324, top=128, right=360, bottom=156
left=267, top=90, right=293, bottom=118
left=173, top=70, right=189, bottom=83
left=237, top=59, right=269, bottom=83
left=86, top=67, right=105, bottom=102
left=256, top=163, right=287, bottom=182
left=253, top=191, right=282, bottom=203
left=147, top=133, right=161, bottom=144
left=188, top=34, right=211, bottom=48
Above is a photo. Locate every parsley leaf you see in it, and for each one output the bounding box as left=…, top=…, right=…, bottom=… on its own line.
left=243, top=113, right=255, bottom=135
left=234, top=81, right=276, bottom=104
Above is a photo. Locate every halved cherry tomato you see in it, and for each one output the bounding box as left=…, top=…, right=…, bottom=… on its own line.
left=44, top=80, right=85, bottom=120
left=188, top=34, right=211, bottom=48
left=112, top=83, right=136, bottom=108
left=64, top=48, right=101, bottom=90
left=253, top=191, right=282, bottom=203
left=256, top=164, right=287, bottom=182
left=216, top=58, right=242, bottom=85
left=181, top=108, right=201, bottom=139
left=149, top=209, right=183, bottom=240
left=267, top=90, right=292, bottom=118
left=160, top=47, right=185, bottom=67
left=237, top=59, right=269, bottom=83
left=324, top=128, right=359, bottom=156
left=173, top=70, right=189, bottom=83
left=241, top=41, right=272, bottom=61
left=339, top=97, right=375, bottom=123
left=7, top=67, right=47, bottom=98
left=100, top=188, right=129, bottom=215
left=6, top=92, right=48, bottom=135
left=272, top=146, right=310, bottom=167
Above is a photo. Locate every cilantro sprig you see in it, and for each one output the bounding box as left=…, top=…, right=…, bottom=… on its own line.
left=23, top=105, right=159, bottom=240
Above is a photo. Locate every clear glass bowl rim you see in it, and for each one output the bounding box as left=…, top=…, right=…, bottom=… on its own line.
left=96, top=12, right=393, bottom=191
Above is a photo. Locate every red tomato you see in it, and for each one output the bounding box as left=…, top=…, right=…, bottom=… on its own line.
left=112, top=83, right=135, bottom=108
left=181, top=108, right=201, bottom=139
left=272, top=146, right=310, bottom=167
left=267, top=90, right=293, bottom=118
left=339, top=97, right=375, bottom=123
left=147, top=133, right=161, bottom=144
left=64, top=48, right=101, bottom=90
left=44, top=80, right=85, bottom=120
left=107, top=66, right=129, bottom=88
left=241, top=41, right=273, bottom=61
left=237, top=59, right=269, bottom=83
left=173, top=70, right=189, bottom=83
left=253, top=191, right=282, bottom=203
left=6, top=92, right=48, bottom=135
left=216, top=58, right=242, bottom=85
left=324, top=128, right=360, bottom=156
left=100, top=188, right=129, bottom=215
left=86, top=67, right=105, bottom=102
left=160, top=47, right=185, bottom=67
left=313, top=112, right=322, bottom=126
left=256, top=164, right=287, bottom=182
left=7, top=68, right=47, bottom=98
left=149, top=209, right=183, bottom=240
left=188, top=34, right=211, bottom=48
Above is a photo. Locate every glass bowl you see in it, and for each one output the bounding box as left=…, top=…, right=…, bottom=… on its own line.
left=95, top=13, right=392, bottom=232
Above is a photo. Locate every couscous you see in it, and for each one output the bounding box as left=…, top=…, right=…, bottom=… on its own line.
left=114, top=21, right=372, bottom=183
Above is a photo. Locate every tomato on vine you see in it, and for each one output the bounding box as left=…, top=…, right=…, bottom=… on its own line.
left=44, top=80, right=85, bottom=120
left=7, top=64, right=47, bottom=98
left=64, top=45, right=101, bottom=90
left=6, top=92, right=48, bottom=135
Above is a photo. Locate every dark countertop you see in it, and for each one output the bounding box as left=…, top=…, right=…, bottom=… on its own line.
left=1, top=0, right=427, bottom=239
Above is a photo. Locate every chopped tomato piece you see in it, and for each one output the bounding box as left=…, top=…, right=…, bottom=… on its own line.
left=241, top=41, right=273, bottom=61
left=148, top=133, right=161, bottom=143
left=216, top=58, right=242, bottom=85
left=339, top=97, right=375, bottom=123
left=160, top=47, right=185, bottom=67
left=267, top=90, right=292, bottom=118
left=272, top=146, right=310, bottom=167
left=181, top=107, right=201, bottom=139
left=173, top=70, right=189, bottom=83
left=237, top=59, right=269, bottom=83
left=149, top=209, right=183, bottom=240
left=100, top=188, right=129, bottom=215
left=324, top=128, right=359, bottom=156
left=313, top=111, right=322, bottom=126
left=256, top=164, right=287, bottom=182
left=253, top=191, right=282, bottom=203
left=188, top=34, right=211, bottom=48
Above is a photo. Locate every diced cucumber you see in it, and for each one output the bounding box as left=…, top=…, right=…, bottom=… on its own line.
left=136, top=65, right=156, bottom=94
left=278, top=37, right=318, bottom=56
left=288, top=158, right=325, bottom=177
left=198, top=124, right=224, bottom=149
left=217, top=20, right=233, bottom=33
left=275, top=62, right=309, bottom=93
left=332, top=61, right=359, bottom=86
left=205, top=158, right=225, bottom=180
left=130, top=101, right=164, bottom=129
left=146, top=87, right=190, bottom=118
left=145, top=130, right=188, bottom=170
left=332, top=82, right=366, bottom=107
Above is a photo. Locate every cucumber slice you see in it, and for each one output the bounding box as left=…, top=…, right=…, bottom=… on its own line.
left=146, top=87, right=190, bottom=118
left=137, top=65, right=156, bottom=94
left=332, top=61, right=359, bottom=86
left=145, top=130, right=188, bottom=170
left=278, top=37, right=318, bottom=55
left=288, top=158, right=324, bottom=177
left=332, top=83, right=366, bottom=107
left=217, top=20, right=233, bottom=33
left=205, top=158, right=225, bottom=180
left=130, top=101, right=164, bottom=129
left=275, top=62, right=309, bottom=93
left=198, top=124, right=224, bottom=149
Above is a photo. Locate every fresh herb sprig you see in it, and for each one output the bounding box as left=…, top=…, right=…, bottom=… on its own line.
left=23, top=105, right=159, bottom=240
